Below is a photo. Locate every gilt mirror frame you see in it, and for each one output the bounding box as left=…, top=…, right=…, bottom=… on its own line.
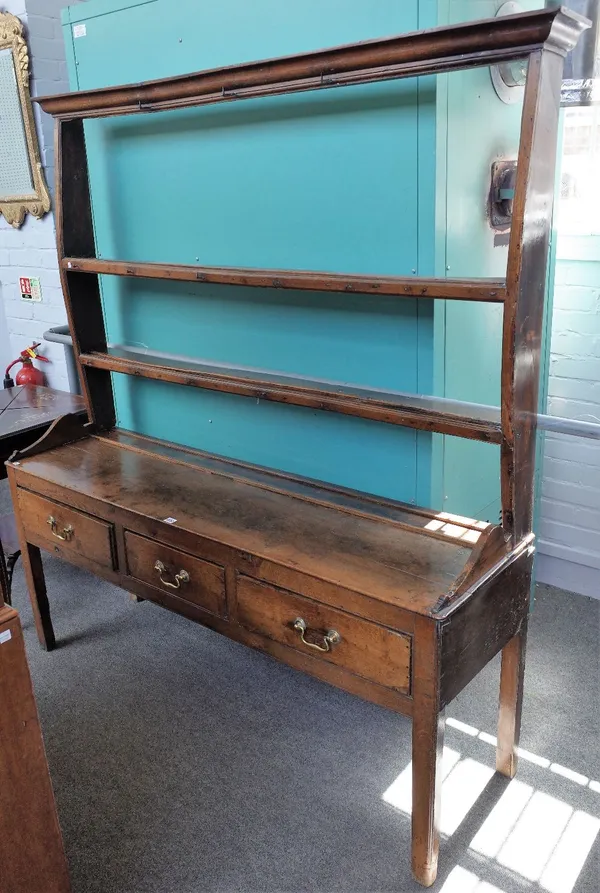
left=0, top=11, right=50, bottom=227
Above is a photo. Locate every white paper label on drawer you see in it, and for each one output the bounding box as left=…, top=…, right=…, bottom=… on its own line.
left=0, top=630, right=12, bottom=645
left=73, top=23, right=86, bottom=38
left=163, top=517, right=177, bottom=524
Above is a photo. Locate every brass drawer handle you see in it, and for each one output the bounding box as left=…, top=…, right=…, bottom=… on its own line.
left=154, top=560, right=189, bottom=590
left=292, top=617, right=341, bottom=653
left=47, top=515, right=74, bottom=542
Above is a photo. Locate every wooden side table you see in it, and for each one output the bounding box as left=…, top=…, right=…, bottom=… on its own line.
left=0, top=386, right=85, bottom=605
left=0, top=602, right=71, bottom=892
left=0, top=386, right=86, bottom=479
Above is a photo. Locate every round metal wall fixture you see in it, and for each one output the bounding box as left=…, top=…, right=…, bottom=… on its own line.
left=490, top=2, right=528, bottom=104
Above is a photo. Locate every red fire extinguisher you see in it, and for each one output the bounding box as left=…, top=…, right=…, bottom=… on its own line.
left=4, top=342, right=50, bottom=388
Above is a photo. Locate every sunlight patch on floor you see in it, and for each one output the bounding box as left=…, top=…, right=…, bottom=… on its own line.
left=382, top=747, right=494, bottom=836
left=539, top=809, right=600, bottom=893
left=445, top=716, right=598, bottom=793
left=443, top=758, right=496, bottom=835
left=382, top=746, right=461, bottom=821
left=470, top=778, right=534, bottom=858
left=439, top=865, right=507, bottom=893
left=490, top=790, right=573, bottom=881
left=443, top=800, right=600, bottom=893
left=550, top=763, right=589, bottom=786
left=382, top=725, right=600, bottom=893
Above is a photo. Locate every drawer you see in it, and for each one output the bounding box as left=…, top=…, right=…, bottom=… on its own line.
left=124, top=531, right=226, bottom=617
left=17, top=488, right=116, bottom=570
left=236, top=576, right=411, bottom=694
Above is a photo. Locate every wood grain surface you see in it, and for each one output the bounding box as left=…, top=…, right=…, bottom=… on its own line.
left=0, top=607, right=70, bottom=893
left=236, top=575, right=412, bottom=692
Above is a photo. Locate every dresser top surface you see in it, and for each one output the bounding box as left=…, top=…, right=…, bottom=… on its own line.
left=14, top=429, right=494, bottom=616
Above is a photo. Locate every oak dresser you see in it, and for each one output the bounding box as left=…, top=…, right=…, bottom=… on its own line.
left=8, top=7, right=588, bottom=885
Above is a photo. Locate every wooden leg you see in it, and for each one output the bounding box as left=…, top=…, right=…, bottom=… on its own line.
left=7, top=468, right=55, bottom=651
left=412, top=703, right=445, bottom=886
left=496, top=620, right=528, bottom=778
left=21, top=543, right=55, bottom=652
left=412, top=616, right=444, bottom=887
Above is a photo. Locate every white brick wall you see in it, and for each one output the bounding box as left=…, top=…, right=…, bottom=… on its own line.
left=537, top=235, right=600, bottom=599
left=0, top=0, right=82, bottom=391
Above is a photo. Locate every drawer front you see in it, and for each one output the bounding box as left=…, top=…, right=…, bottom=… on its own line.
left=236, top=576, right=411, bottom=694
left=17, top=488, right=115, bottom=570
left=124, top=531, right=226, bottom=617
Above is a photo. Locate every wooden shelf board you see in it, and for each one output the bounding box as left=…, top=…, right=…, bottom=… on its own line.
left=63, top=257, right=506, bottom=302
left=79, top=346, right=503, bottom=443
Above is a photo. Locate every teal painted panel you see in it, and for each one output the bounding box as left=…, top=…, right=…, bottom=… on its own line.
left=65, top=0, right=439, bottom=503
left=102, top=279, right=422, bottom=497
left=63, top=0, right=157, bottom=22
left=66, top=0, right=423, bottom=86
left=104, top=281, right=421, bottom=387
left=85, top=82, right=420, bottom=274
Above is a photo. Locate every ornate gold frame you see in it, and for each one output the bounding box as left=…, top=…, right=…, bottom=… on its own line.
left=0, top=11, right=50, bottom=227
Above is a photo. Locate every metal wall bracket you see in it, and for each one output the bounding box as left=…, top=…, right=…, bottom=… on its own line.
left=489, top=159, right=517, bottom=229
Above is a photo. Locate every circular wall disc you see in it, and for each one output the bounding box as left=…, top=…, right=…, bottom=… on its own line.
left=490, top=2, right=526, bottom=104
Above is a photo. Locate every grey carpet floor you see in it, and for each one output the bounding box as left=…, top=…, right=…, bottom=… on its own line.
left=7, top=492, right=599, bottom=892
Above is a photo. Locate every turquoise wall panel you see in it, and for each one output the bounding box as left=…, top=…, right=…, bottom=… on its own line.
left=105, top=282, right=422, bottom=389
left=63, top=0, right=439, bottom=503
left=88, top=84, right=421, bottom=274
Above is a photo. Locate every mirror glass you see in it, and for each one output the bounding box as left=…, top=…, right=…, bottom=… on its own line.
left=0, top=46, right=34, bottom=198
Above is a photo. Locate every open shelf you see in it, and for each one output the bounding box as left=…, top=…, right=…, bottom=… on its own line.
left=63, top=258, right=506, bottom=302
left=79, top=346, right=503, bottom=443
